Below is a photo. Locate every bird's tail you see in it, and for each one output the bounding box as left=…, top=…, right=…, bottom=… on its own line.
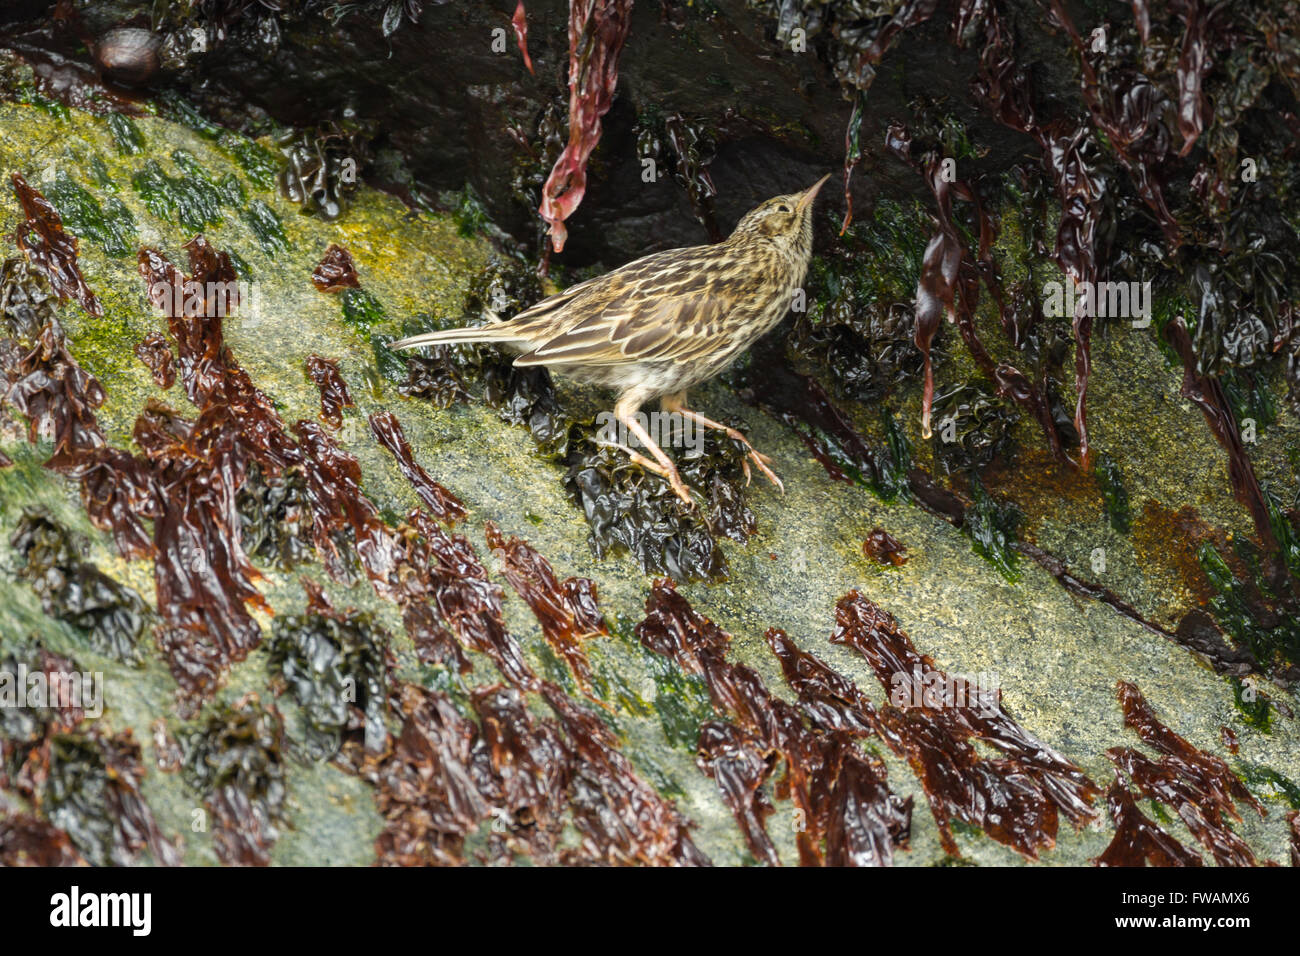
left=390, top=325, right=525, bottom=350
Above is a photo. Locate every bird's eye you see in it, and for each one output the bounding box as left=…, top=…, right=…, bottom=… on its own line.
left=776, top=204, right=790, bottom=213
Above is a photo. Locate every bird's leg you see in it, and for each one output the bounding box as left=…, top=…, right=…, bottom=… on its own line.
left=593, top=436, right=667, bottom=476
left=614, top=393, right=694, bottom=505
left=661, top=393, right=783, bottom=492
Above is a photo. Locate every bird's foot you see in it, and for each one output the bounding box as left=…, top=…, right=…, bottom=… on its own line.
left=666, top=401, right=783, bottom=493
left=722, top=429, right=782, bottom=492
left=742, top=449, right=784, bottom=493
left=598, top=439, right=695, bottom=505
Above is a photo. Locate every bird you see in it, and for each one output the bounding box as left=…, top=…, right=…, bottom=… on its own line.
left=393, top=173, right=831, bottom=504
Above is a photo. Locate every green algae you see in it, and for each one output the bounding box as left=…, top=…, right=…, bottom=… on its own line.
left=1094, top=452, right=1133, bottom=535
left=219, top=130, right=281, bottom=190
left=340, top=286, right=386, bottom=334
left=1236, top=762, right=1300, bottom=810
left=107, top=112, right=144, bottom=155
left=44, top=171, right=137, bottom=258
left=964, top=475, right=1022, bottom=583
left=243, top=198, right=287, bottom=253
left=132, top=156, right=228, bottom=232
left=1200, top=537, right=1300, bottom=673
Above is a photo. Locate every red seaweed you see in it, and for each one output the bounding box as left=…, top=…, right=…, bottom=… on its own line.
left=310, top=243, right=360, bottom=292
left=538, top=0, right=633, bottom=253
left=511, top=1, right=534, bottom=75
left=134, top=332, right=176, bottom=389
left=293, top=419, right=399, bottom=594
left=1163, top=317, right=1284, bottom=579
left=637, top=580, right=911, bottom=866
left=366, top=682, right=493, bottom=866
left=1095, top=780, right=1205, bottom=867
left=0, top=812, right=87, bottom=867
left=970, top=7, right=1107, bottom=462
left=863, top=528, right=908, bottom=566
left=396, top=509, right=533, bottom=687
left=2, top=325, right=107, bottom=469
left=831, top=590, right=1100, bottom=858
left=1107, top=680, right=1266, bottom=867
left=887, top=120, right=1067, bottom=459
left=367, top=674, right=708, bottom=866
left=484, top=521, right=603, bottom=696
left=305, top=354, right=355, bottom=429
left=11, top=174, right=102, bottom=317
left=1174, top=0, right=1213, bottom=157
left=368, top=410, right=466, bottom=524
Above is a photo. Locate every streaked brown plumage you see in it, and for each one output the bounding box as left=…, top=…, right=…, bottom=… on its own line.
left=394, top=173, right=831, bottom=503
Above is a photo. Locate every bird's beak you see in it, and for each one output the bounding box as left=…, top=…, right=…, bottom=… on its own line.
left=795, top=173, right=832, bottom=213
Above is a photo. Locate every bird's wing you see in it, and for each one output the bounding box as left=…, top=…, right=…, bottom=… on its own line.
left=511, top=247, right=746, bottom=367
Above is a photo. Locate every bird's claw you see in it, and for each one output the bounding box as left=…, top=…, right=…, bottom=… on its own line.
left=749, top=450, right=784, bottom=492
left=728, top=433, right=782, bottom=492
left=605, top=440, right=697, bottom=506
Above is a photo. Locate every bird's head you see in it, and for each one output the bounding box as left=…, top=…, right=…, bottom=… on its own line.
left=728, top=173, right=831, bottom=257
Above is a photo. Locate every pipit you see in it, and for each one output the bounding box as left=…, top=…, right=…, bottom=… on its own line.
left=394, top=173, right=831, bottom=503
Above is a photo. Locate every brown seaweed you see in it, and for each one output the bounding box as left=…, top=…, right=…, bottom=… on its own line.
left=484, top=521, right=603, bottom=696
left=1108, top=680, right=1266, bottom=867
left=305, top=354, right=355, bottom=429
left=11, top=173, right=102, bottom=317
left=310, top=243, right=360, bottom=292
left=368, top=410, right=466, bottom=524
left=1095, top=780, right=1205, bottom=867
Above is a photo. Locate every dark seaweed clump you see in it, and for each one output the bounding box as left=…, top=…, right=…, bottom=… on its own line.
left=267, top=592, right=391, bottom=761
left=277, top=125, right=368, bottom=221
left=237, top=466, right=316, bottom=572
left=0, top=641, right=179, bottom=866
left=179, top=695, right=289, bottom=866
left=0, top=256, right=57, bottom=342
left=931, top=380, right=1019, bottom=476
left=795, top=198, right=927, bottom=403
left=9, top=508, right=151, bottom=665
